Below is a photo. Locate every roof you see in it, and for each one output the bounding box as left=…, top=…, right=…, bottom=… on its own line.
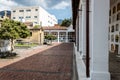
left=43, top=25, right=67, bottom=30
left=24, top=22, right=33, bottom=26
left=71, top=0, right=80, bottom=29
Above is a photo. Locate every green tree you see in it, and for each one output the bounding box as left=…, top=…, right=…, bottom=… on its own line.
left=0, top=19, right=30, bottom=52
left=60, top=18, right=72, bottom=27
left=45, top=34, right=57, bottom=44
left=33, top=25, right=40, bottom=28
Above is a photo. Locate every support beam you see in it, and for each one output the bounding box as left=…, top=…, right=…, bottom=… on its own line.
left=81, top=1, right=86, bottom=59
left=58, top=32, right=59, bottom=43
left=66, top=32, right=68, bottom=42
left=78, top=8, right=83, bottom=53
left=86, top=0, right=90, bottom=77
left=90, top=0, right=110, bottom=80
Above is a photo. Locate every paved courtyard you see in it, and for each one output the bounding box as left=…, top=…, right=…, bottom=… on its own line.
left=0, top=43, right=73, bottom=80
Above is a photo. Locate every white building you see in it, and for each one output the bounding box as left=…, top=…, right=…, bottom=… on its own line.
left=11, top=6, right=58, bottom=26
left=43, top=24, right=75, bottom=43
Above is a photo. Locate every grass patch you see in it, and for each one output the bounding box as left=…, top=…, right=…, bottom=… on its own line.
left=15, top=43, right=38, bottom=47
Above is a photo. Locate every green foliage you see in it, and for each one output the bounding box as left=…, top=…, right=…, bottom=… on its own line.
left=15, top=43, right=37, bottom=47
left=60, top=18, right=72, bottom=27
left=33, top=25, right=40, bottom=28
left=0, top=19, right=30, bottom=40
left=45, top=34, right=57, bottom=41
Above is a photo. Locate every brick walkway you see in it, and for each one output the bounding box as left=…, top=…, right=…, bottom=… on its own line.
left=0, top=43, right=73, bottom=80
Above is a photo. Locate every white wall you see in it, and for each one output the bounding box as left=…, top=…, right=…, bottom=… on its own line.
left=11, top=6, right=58, bottom=26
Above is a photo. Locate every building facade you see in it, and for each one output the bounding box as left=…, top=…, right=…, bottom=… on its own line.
left=22, top=22, right=44, bottom=45
left=43, top=24, right=75, bottom=43
left=0, top=10, right=11, bottom=19
left=72, top=0, right=110, bottom=80
left=11, top=6, right=58, bottom=26
left=109, top=0, right=120, bottom=55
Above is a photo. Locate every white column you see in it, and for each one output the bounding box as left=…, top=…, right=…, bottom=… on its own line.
left=79, top=9, right=83, bottom=53
left=57, top=31, right=59, bottom=43
left=49, top=30, right=51, bottom=34
left=81, top=1, right=86, bottom=58
left=76, top=23, right=78, bottom=46
left=66, top=32, right=68, bottom=42
left=90, top=0, right=110, bottom=80
left=76, top=16, right=79, bottom=51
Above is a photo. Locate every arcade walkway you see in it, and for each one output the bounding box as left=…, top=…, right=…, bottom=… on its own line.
left=0, top=43, right=73, bottom=80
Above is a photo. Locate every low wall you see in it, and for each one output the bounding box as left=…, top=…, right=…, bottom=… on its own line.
left=73, top=44, right=90, bottom=80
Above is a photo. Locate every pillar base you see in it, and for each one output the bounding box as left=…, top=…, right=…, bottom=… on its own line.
left=90, top=71, right=110, bottom=80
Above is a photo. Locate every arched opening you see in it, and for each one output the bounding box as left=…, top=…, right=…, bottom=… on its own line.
left=117, top=12, right=120, bottom=21
left=111, top=35, right=114, bottom=42
left=117, top=3, right=120, bottom=11
left=115, top=34, right=119, bottom=42
left=113, top=6, right=116, bottom=14
left=111, top=44, right=115, bottom=51
left=111, top=25, right=114, bottom=32
left=116, top=24, right=119, bottom=31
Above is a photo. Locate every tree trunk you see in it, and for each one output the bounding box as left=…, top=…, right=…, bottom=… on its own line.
left=11, top=39, right=14, bottom=53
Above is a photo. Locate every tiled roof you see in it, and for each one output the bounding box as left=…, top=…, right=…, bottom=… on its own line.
left=43, top=25, right=67, bottom=30
left=30, top=27, right=43, bottom=30
left=24, top=22, right=33, bottom=26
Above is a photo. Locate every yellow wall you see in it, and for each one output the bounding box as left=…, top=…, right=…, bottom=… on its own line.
left=23, top=29, right=44, bottom=45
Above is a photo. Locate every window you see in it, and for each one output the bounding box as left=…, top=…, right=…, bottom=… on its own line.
left=26, top=16, right=31, bottom=18
left=19, top=17, right=23, bottom=19
left=13, top=10, right=16, bottom=12
left=13, top=17, right=16, bottom=19
left=108, top=34, right=110, bottom=40
left=116, top=24, right=119, bottom=31
left=109, top=18, right=111, bottom=24
left=117, top=3, right=120, bottom=11
left=26, top=9, right=31, bottom=12
left=117, top=12, right=120, bottom=21
left=34, top=16, right=37, bottom=18
left=113, top=6, right=116, bottom=14
left=109, top=27, right=110, bottom=32
left=112, top=15, right=116, bottom=22
left=111, top=25, right=114, bottom=32
left=111, top=35, right=114, bottom=42
left=35, top=9, right=38, bottom=11
left=44, top=32, right=49, bottom=36
left=109, top=10, right=111, bottom=16
left=19, top=10, right=24, bottom=12
left=34, top=22, right=37, bottom=24
left=30, top=32, right=32, bottom=36
left=111, top=44, right=114, bottom=51
left=115, top=35, right=119, bottom=42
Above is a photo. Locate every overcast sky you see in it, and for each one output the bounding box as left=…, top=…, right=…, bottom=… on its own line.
left=0, top=0, right=72, bottom=19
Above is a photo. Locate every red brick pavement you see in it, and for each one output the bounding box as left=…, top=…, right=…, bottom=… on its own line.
left=0, top=43, right=73, bottom=80
left=0, top=43, right=61, bottom=68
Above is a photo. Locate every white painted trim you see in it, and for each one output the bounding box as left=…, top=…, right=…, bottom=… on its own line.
left=74, top=44, right=90, bottom=80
